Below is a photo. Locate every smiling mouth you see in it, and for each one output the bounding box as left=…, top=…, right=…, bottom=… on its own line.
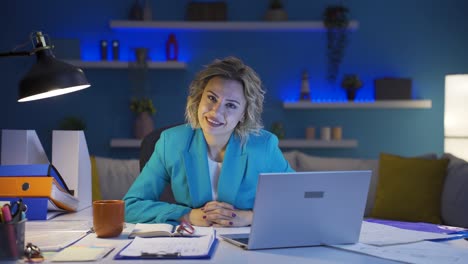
left=206, top=117, right=224, bottom=127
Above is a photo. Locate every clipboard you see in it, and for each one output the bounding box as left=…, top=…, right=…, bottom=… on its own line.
left=113, top=238, right=218, bottom=260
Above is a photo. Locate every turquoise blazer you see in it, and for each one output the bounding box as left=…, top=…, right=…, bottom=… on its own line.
left=124, top=124, right=294, bottom=224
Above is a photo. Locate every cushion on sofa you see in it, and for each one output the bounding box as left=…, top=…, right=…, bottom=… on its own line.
left=92, top=156, right=140, bottom=200
left=283, top=150, right=299, bottom=171
left=440, top=153, right=468, bottom=228
left=371, top=153, right=449, bottom=224
left=291, top=152, right=379, bottom=217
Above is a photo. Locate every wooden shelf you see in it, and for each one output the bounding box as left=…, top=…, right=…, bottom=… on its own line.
left=110, top=138, right=358, bottom=149
left=110, top=138, right=141, bottom=148
left=66, top=60, right=187, bottom=69
left=109, top=20, right=359, bottom=32
left=283, top=100, right=432, bottom=109
left=279, top=139, right=358, bottom=148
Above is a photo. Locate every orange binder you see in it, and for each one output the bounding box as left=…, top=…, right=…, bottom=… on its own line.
left=0, top=164, right=79, bottom=212
left=0, top=176, right=78, bottom=212
left=0, top=176, right=55, bottom=196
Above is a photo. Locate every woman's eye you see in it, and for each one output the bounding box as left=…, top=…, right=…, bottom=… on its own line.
left=226, top=103, right=237, bottom=109
left=207, top=95, right=216, bottom=102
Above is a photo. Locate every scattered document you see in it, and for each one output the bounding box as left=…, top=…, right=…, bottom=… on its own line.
left=26, top=231, right=90, bottom=251
left=26, top=220, right=91, bottom=232
left=118, top=227, right=215, bottom=258
left=360, top=221, right=456, bottom=246
left=26, top=220, right=92, bottom=251
left=332, top=241, right=468, bottom=264
left=51, top=245, right=114, bottom=262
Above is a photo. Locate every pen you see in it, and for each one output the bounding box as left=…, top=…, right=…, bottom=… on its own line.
left=1, top=204, right=18, bottom=258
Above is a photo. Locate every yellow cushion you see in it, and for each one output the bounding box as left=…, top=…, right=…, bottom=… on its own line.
left=90, top=156, right=103, bottom=201
left=371, top=153, right=449, bottom=224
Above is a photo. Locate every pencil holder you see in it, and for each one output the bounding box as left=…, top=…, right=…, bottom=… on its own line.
left=0, top=220, right=26, bottom=260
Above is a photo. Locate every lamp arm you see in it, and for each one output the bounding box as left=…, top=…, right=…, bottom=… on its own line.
left=0, top=50, right=33, bottom=57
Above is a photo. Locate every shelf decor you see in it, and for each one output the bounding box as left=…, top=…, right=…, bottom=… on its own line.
left=264, top=0, right=288, bottom=21
left=186, top=1, right=227, bottom=21
left=323, top=5, right=349, bottom=83
left=299, top=71, right=311, bottom=100
left=165, top=33, right=179, bottom=61
left=130, top=97, right=156, bottom=139
left=271, top=122, right=285, bottom=139
left=341, top=74, right=363, bottom=101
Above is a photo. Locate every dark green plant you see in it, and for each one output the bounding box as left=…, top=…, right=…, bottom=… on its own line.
left=59, top=116, right=86, bottom=130
left=130, top=97, right=156, bottom=115
left=271, top=122, right=285, bottom=139
left=341, top=74, right=363, bottom=101
left=341, top=74, right=363, bottom=89
left=323, top=5, right=349, bottom=84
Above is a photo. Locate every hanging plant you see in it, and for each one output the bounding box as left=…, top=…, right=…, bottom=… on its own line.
left=323, top=5, right=349, bottom=84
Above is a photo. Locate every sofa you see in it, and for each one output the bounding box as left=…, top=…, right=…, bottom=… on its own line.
left=91, top=151, right=468, bottom=228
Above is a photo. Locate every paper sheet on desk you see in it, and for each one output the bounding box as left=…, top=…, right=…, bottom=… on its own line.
left=26, top=231, right=89, bottom=251
left=26, top=220, right=92, bottom=251
left=331, top=241, right=468, bottom=264
left=360, top=221, right=456, bottom=246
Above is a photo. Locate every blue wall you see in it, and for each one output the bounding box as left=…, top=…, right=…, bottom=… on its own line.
left=2, top=0, right=468, bottom=159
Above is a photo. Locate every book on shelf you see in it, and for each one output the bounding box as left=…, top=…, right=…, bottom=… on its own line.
left=128, top=223, right=213, bottom=238
left=117, top=227, right=216, bottom=259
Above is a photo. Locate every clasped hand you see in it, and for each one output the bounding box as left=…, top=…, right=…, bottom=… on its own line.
left=187, top=201, right=252, bottom=227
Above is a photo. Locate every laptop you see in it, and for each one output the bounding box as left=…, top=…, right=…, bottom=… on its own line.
left=220, top=170, right=371, bottom=250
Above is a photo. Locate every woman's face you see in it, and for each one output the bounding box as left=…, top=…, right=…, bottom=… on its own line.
left=197, top=76, right=246, bottom=141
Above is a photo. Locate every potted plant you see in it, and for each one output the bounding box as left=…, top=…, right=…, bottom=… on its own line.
left=323, top=5, right=349, bottom=84
left=130, top=97, right=156, bottom=139
left=341, top=74, right=363, bottom=101
left=270, top=122, right=285, bottom=139
left=58, top=116, right=86, bottom=131
left=264, top=0, right=288, bottom=21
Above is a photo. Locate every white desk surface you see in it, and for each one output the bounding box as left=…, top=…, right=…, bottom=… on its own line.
left=28, top=207, right=468, bottom=264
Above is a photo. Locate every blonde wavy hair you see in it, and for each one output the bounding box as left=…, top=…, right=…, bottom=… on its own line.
left=185, top=56, right=265, bottom=144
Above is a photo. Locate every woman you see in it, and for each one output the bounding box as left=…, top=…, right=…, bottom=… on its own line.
left=124, top=56, right=293, bottom=227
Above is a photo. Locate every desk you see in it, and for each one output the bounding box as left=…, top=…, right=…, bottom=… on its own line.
left=28, top=208, right=468, bottom=264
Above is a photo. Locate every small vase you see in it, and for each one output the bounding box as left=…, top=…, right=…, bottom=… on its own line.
left=129, top=0, right=143, bottom=20
left=345, top=88, right=358, bottom=101
left=165, top=34, right=179, bottom=61
left=134, top=48, right=148, bottom=64
left=134, top=112, right=154, bottom=139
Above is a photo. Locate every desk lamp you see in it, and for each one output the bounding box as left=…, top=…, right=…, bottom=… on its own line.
left=0, top=31, right=90, bottom=102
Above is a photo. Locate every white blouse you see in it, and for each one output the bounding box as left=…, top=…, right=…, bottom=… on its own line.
left=207, top=157, right=222, bottom=201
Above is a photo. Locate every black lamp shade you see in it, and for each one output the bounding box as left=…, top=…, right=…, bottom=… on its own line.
left=18, top=48, right=90, bottom=102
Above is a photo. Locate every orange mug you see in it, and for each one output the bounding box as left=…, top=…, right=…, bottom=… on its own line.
left=93, top=200, right=124, bottom=238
